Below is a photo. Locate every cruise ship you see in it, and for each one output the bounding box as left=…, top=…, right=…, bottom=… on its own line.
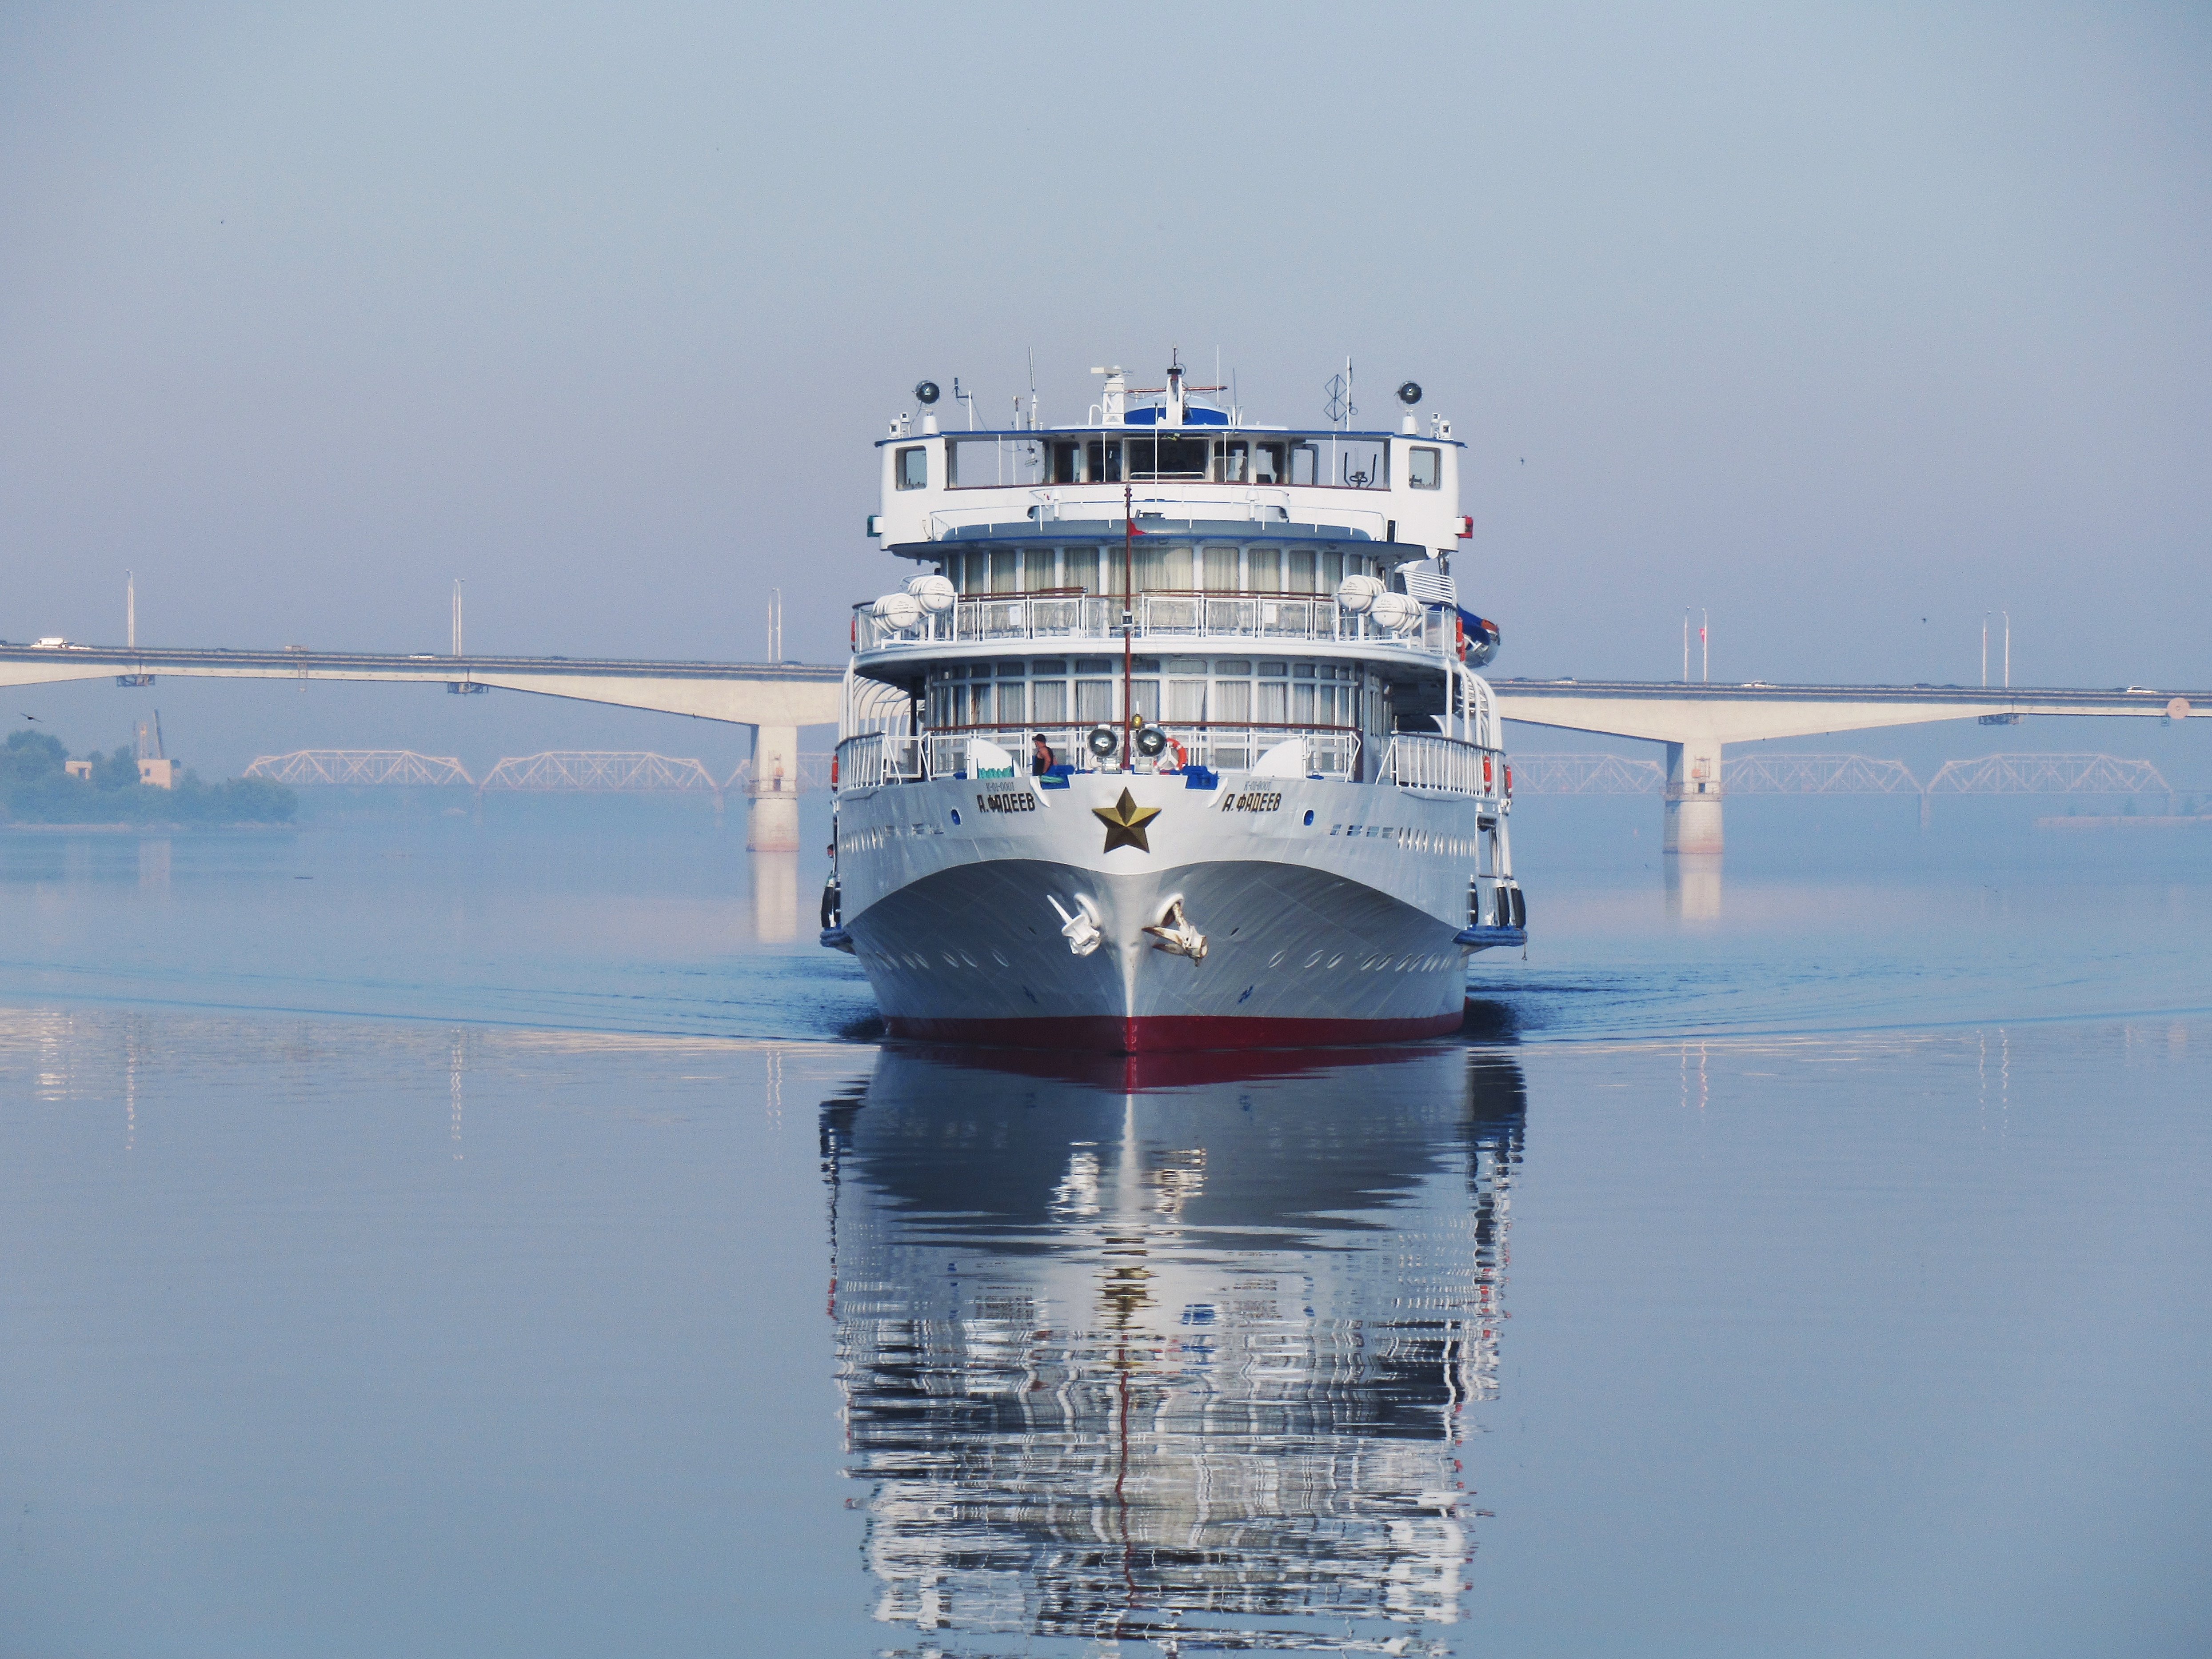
left=822, top=357, right=1526, bottom=1052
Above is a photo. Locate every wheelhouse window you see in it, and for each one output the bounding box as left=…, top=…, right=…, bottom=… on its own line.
left=895, top=446, right=927, bottom=490
left=1407, top=446, right=1441, bottom=489
left=1126, top=435, right=1211, bottom=481
left=948, top=436, right=1045, bottom=489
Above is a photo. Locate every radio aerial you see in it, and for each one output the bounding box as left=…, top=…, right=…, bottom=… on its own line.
left=913, top=379, right=940, bottom=405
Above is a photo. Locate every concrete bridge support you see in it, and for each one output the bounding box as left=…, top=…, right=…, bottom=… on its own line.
left=747, top=723, right=802, bottom=852
left=1661, top=737, right=1725, bottom=855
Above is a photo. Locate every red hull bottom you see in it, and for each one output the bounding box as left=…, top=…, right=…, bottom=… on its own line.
left=882, top=1009, right=1469, bottom=1055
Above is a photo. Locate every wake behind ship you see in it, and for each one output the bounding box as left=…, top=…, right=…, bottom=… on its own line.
left=821, top=357, right=1526, bottom=1052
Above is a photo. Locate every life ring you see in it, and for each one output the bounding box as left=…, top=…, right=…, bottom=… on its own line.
left=1166, top=736, right=1188, bottom=770
left=1482, top=754, right=1493, bottom=789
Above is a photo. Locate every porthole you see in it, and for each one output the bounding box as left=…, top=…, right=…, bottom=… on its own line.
left=1303, top=809, right=1315, bottom=826
left=950, top=809, right=962, bottom=826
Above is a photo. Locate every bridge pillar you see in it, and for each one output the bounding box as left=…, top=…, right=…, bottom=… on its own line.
left=1662, top=738, right=1725, bottom=855
left=746, top=723, right=802, bottom=852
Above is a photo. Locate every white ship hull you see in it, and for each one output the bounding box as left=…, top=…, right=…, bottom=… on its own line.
left=833, top=769, right=1519, bottom=1051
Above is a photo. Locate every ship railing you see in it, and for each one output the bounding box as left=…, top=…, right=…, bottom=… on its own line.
left=834, top=723, right=1366, bottom=791
left=833, top=732, right=924, bottom=792
left=855, top=592, right=1448, bottom=655
left=925, top=496, right=1388, bottom=541
left=1383, top=733, right=1503, bottom=798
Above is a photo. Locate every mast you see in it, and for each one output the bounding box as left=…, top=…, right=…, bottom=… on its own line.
left=1121, top=482, right=1135, bottom=773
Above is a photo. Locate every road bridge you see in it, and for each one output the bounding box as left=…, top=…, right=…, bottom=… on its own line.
left=11, top=642, right=2203, bottom=857
left=0, top=642, right=841, bottom=849
left=1491, top=680, right=2203, bottom=853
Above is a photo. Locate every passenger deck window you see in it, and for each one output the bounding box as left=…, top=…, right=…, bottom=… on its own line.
left=1052, top=442, right=1084, bottom=484
left=1408, top=447, right=1441, bottom=489
left=896, top=446, right=927, bottom=490
left=1254, top=443, right=1285, bottom=484
left=1216, top=440, right=1250, bottom=483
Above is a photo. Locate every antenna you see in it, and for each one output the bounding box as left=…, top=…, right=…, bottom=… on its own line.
left=126, top=571, right=135, bottom=648
left=451, top=579, right=463, bottom=656
left=1322, top=357, right=1356, bottom=427
left=952, top=376, right=978, bottom=429
left=1026, top=347, right=1038, bottom=429
left=768, top=588, right=783, bottom=663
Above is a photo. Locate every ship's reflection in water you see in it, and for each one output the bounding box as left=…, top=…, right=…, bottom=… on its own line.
left=821, top=1042, right=1526, bottom=1655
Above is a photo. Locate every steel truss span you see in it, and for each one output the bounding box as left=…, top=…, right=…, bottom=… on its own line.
left=1509, top=751, right=2173, bottom=797
left=1923, top=753, right=2172, bottom=797
left=240, top=749, right=834, bottom=794
left=479, top=751, right=720, bottom=794
left=244, top=750, right=475, bottom=787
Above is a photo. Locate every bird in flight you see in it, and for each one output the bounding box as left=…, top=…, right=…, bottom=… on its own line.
left=20, top=713, right=38, bottom=721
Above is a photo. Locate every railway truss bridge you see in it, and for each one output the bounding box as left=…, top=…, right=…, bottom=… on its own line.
left=244, top=749, right=834, bottom=814
left=1512, top=750, right=2185, bottom=826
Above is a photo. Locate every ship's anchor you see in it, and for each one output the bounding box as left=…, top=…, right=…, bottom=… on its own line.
left=1048, top=893, right=1103, bottom=957
left=1142, top=896, right=1207, bottom=965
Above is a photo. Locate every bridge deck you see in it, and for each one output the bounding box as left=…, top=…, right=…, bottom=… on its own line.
left=1492, top=678, right=2200, bottom=743
left=0, top=643, right=843, bottom=728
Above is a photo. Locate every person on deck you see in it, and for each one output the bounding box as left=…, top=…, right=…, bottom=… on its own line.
left=1030, top=733, right=1054, bottom=776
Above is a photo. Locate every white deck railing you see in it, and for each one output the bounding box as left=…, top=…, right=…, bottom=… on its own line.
left=855, top=592, right=1454, bottom=658
left=1383, top=733, right=1503, bottom=798
left=835, top=725, right=1370, bottom=793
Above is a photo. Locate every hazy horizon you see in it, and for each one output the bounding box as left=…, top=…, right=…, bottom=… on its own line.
left=5, top=2, right=2208, bottom=771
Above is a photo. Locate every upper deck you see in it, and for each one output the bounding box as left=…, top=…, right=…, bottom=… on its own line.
left=869, top=363, right=1467, bottom=554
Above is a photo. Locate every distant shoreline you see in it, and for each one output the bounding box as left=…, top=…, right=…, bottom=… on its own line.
left=0, top=822, right=297, bottom=834
left=2036, top=814, right=2212, bottom=830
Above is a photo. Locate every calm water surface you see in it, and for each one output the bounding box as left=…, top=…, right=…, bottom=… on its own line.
left=2, top=812, right=2208, bottom=1656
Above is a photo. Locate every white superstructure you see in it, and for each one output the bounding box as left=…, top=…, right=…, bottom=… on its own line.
left=824, top=356, right=1526, bottom=1052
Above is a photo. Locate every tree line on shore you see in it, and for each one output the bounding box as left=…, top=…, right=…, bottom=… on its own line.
left=0, top=730, right=295, bottom=825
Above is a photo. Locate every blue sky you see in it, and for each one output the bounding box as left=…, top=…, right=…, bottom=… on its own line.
left=4, top=2, right=2206, bottom=764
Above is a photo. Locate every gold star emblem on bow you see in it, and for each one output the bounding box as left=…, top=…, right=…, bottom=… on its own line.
left=1092, top=787, right=1162, bottom=854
